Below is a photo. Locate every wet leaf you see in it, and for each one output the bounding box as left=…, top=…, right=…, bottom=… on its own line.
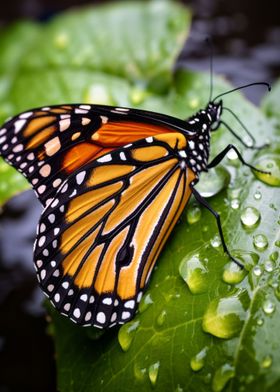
left=1, top=2, right=280, bottom=392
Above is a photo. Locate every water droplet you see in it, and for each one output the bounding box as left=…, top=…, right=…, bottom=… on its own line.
left=156, top=310, right=167, bottom=327
left=212, top=363, right=235, bottom=392
left=275, top=240, right=280, bottom=248
left=253, top=154, right=280, bottom=187
left=261, top=355, right=272, bottom=369
left=195, top=166, right=230, bottom=198
left=252, top=265, right=262, bottom=277
left=231, top=250, right=259, bottom=269
left=222, top=262, right=247, bottom=284
left=118, top=320, right=140, bottom=352
left=211, top=235, right=222, bottom=248
left=227, top=149, right=238, bottom=160
left=253, top=234, right=268, bottom=250
left=148, top=361, right=160, bottom=387
left=254, top=190, right=262, bottom=200
left=186, top=206, right=201, bottom=224
left=263, top=300, right=275, bottom=315
left=139, top=293, right=153, bottom=313
left=190, top=347, right=208, bottom=371
left=264, top=260, right=275, bottom=272
left=230, top=198, right=240, bottom=209
left=270, top=251, right=279, bottom=262
left=134, top=363, right=147, bottom=381
left=179, top=254, right=209, bottom=294
left=257, top=318, right=264, bottom=326
left=202, top=293, right=247, bottom=339
left=240, top=206, right=261, bottom=228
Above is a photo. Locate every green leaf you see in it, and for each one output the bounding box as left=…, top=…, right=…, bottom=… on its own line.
left=49, top=69, right=280, bottom=392
left=261, top=78, right=280, bottom=128
left=0, top=0, right=190, bottom=205
left=20, top=1, right=191, bottom=92
left=0, top=159, right=29, bottom=205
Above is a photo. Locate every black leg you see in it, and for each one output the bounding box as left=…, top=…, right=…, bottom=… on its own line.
left=207, top=144, right=270, bottom=175
left=190, top=182, right=244, bottom=268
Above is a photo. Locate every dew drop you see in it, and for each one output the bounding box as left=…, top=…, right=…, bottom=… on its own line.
left=179, top=254, right=209, bottom=294
left=190, top=347, right=208, bottom=372
left=264, top=260, right=275, bottom=273
left=263, top=300, right=275, bottom=315
left=134, top=363, right=147, bottom=381
left=227, top=149, right=238, bottom=160
left=230, top=198, right=240, bottom=209
left=252, top=265, right=262, bottom=277
left=275, top=240, right=280, bottom=248
left=212, top=363, right=235, bottom=392
left=240, top=206, right=261, bottom=228
left=254, top=190, right=262, bottom=200
left=202, top=293, right=247, bottom=339
left=253, top=154, right=280, bottom=187
left=256, top=318, right=264, bottom=326
left=253, top=234, right=268, bottom=250
left=148, top=361, right=160, bottom=387
left=222, top=262, right=247, bottom=284
left=118, top=320, right=140, bottom=352
left=231, top=250, right=259, bottom=269
left=156, top=310, right=167, bottom=327
left=195, top=166, right=230, bottom=198
left=261, top=355, right=272, bottom=369
left=186, top=205, right=202, bottom=224
left=139, top=293, right=153, bottom=313
left=211, top=235, right=222, bottom=248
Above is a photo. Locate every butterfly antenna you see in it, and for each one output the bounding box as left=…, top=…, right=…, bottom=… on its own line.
left=205, top=37, right=214, bottom=102
left=213, top=82, right=271, bottom=102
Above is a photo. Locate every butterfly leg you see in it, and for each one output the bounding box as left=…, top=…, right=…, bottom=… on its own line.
left=207, top=144, right=270, bottom=175
left=190, top=181, right=244, bottom=268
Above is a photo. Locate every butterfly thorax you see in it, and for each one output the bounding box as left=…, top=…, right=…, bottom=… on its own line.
left=184, top=100, right=222, bottom=176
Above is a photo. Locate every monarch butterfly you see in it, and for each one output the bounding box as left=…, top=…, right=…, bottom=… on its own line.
left=0, top=82, right=270, bottom=328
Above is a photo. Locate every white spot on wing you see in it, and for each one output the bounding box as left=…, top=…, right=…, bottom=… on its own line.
left=76, top=171, right=86, bottom=185
left=97, top=154, right=112, bottom=163
left=96, top=312, right=106, bottom=324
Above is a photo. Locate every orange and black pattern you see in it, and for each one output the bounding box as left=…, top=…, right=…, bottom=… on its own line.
left=0, top=103, right=219, bottom=327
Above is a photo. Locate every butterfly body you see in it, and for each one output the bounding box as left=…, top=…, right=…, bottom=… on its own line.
left=0, top=101, right=223, bottom=328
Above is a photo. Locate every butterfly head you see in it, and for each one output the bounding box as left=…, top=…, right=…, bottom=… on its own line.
left=206, top=100, right=223, bottom=131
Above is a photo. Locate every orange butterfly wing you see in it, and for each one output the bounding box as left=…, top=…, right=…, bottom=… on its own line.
left=0, top=104, right=185, bottom=206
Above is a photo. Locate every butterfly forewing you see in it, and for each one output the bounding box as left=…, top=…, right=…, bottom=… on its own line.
left=34, top=133, right=195, bottom=327
left=0, top=104, right=183, bottom=207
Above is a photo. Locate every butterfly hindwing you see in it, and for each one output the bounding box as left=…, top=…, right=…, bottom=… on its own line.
left=34, top=133, right=196, bottom=327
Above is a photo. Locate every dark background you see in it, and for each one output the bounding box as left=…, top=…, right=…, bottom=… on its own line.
left=0, top=1, right=279, bottom=391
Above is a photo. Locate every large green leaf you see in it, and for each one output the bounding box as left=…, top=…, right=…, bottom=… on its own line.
left=0, top=2, right=280, bottom=391
left=0, top=0, right=190, bottom=205
left=262, top=78, right=280, bottom=128
left=49, top=70, right=280, bottom=392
